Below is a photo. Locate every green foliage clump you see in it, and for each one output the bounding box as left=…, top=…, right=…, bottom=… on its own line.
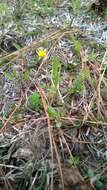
left=70, top=0, right=81, bottom=15
left=51, top=56, right=61, bottom=90
left=32, top=0, right=54, bottom=16
left=68, top=155, right=80, bottom=166
left=88, top=52, right=98, bottom=61
left=68, top=68, right=90, bottom=94
left=4, top=70, right=16, bottom=81
left=87, top=169, right=103, bottom=189
left=0, top=3, right=12, bottom=30
left=72, top=37, right=82, bottom=55
left=0, top=122, right=3, bottom=129
left=0, top=3, right=10, bottom=16
left=48, top=106, right=60, bottom=119
left=21, top=69, right=31, bottom=82
left=28, top=92, right=41, bottom=112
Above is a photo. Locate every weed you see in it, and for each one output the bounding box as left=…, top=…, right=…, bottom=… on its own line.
left=0, top=3, right=10, bottom=16
left=70, top=0, right=81, bottom=15
left=87, top=169, right=103, bottom=189
left=68, top=68, right=90, bottom=94
left=33, top=0, right=54, bottom=16
left=71, top=37, right=82, bottom=56
left=28, top=92, right=41, bottom=112
left=47, top=86, right=57, bottom=95
left=12, top=105, right=25, bottom=122
left=88, top=51, right=98, bottom=61
left=13, top=42, right=21, bottom=50
left=74, top=122, right=81, bottom=128
left=0, top=122, right=3, bottom=129
left=0, top=3, right=12, bottom=31
left=48, top=106, right=60, bottom=119
left=4, top=70, right=16, bottom=81
left=27, top=56, right=39, bottom=69
left=68, top=76, right=83, bottom=94
left=21, top=69, right=31, bottom=82
left=51, top=56, right=61, bottom=91
left=68, top=155, right=80, bottom=166
left=25, top=29, right=43, bottom=38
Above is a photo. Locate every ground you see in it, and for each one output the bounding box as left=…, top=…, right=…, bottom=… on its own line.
left=0, top=0, right=107, bottom=190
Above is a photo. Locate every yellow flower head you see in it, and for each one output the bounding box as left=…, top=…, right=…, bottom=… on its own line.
left=37, top=49, right=46, bottom=58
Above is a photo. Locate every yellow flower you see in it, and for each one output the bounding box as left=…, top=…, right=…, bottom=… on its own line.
left=37, top=50, right=46, bottom=58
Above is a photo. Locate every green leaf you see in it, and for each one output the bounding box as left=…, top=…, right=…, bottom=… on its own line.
left=21, top=69, right=30, bottom=81
left=71, top=0, right=81, bottom=15
left=88, top=52, right=98, bottom=61
left=0, top=58, right=9, bottom=66
left=0, top=3, right=10, bottom=16
left=47, top=86, right=57, bottom=94
left=95, top=180, right=103, bottom=189
left=48, top=106, right=60, bottom=119
left=87, top=169, right=94, bottom=178
left=4, top=70, right=16, bottom=81
left=28, top=92, right=41, bottom=112
left=74, top=77, right=83, bottom=93
left=13, top=43, right=21, bottom=50
left=68, top=156, right=80, bottom=166
left=69, top=68, right=90, bottom=94
left=0, top=122, right=3, bottom=129
left=51, top=56, right=61, bottom=89
left=80, top=68, right=90, bottom=81
left=27, top=56, right=39, bottom=69
left=73, top=38, right=81, bottom=55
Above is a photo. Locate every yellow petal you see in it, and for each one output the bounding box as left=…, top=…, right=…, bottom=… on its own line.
left=37, top=50, right=46, bottom=58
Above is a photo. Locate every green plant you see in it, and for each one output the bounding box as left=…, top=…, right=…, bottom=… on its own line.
left=70, top=0, right=81, bottom=15
left=81, top=68, right=90, bottom=81
left=88, top=52, right=98, bottom=61
left=27, top=56, right=39, bottom=69
left=68, top=75, right=83, bottom=94
left=71, top=37, right=82, bottom=55
left=0, top=3, right=12, bottom=31
left=0, top=58, right=9, bottom=66
left=32, top=0, right=54, bottom=16
left=51, top=56, right=61, bottom=90
left=68, top=155, right=80, bottom=166
left=12, top=105, right=25, bottom=122
left=74, top=122, right=81, bottom=128
left=47, top=86, right=57, bottom=94
left=21, top=69, right=31, bottom=82
left=48, top=106, right=60, bottom=119
left=87, top=169, right=103, bottom=189
left=4, top=70, right=16, bottom=81
left=28, top=92, right=41, bottom=112
left=0, top=122, right=3, bottom=129
left=68, top=68, right=90, bottom=94
left=0, top=3, right=11, bottom=17
left=13, top=42, right=21, bottom=50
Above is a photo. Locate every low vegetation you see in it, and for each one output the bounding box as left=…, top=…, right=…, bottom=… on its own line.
left=0, top=0, right=107, bottom=190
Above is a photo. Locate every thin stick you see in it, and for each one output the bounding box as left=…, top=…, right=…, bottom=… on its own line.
left=35, top=84, right=54, bottom=190
left=0, top=99, right=23, bottom=133
left=53, top=138, right=65, bottom=190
